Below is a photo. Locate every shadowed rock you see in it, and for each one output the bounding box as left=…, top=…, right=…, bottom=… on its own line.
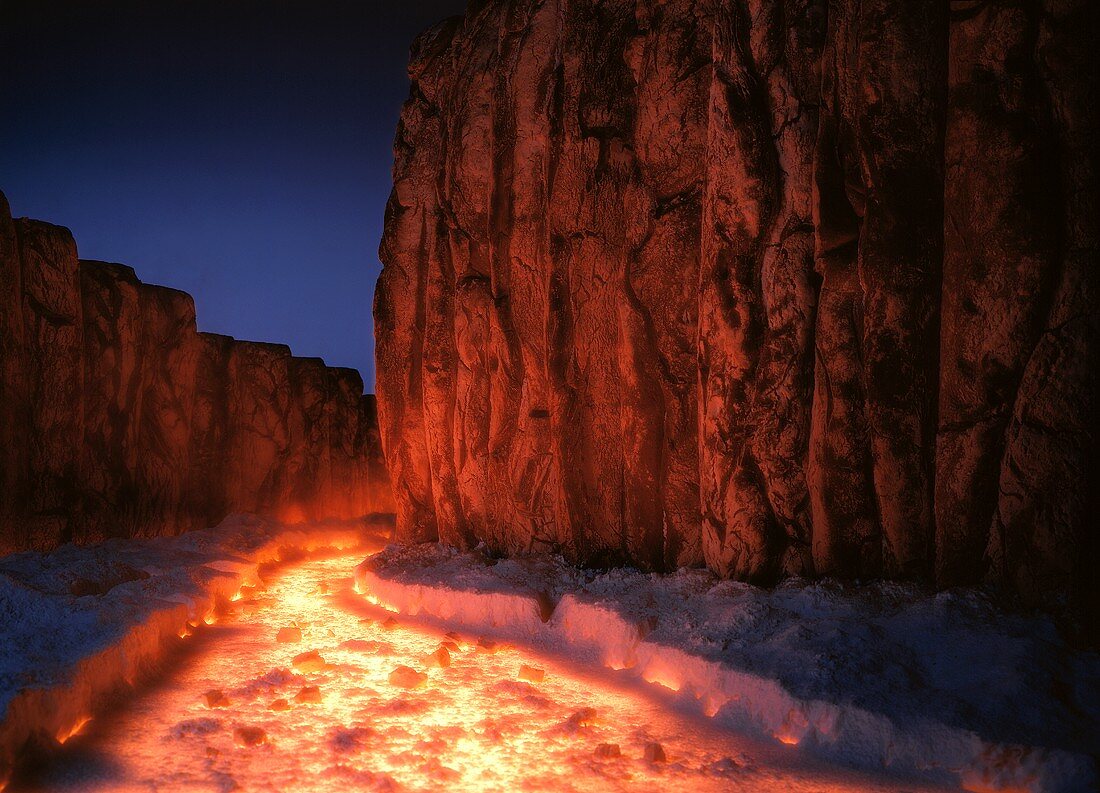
left=0, top=193, right=394, bottom=552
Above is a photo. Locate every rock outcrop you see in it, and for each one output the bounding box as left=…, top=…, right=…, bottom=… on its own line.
left=376, top=0, right=1098, bottom=618
left=0, top=195, right=394, bottom=554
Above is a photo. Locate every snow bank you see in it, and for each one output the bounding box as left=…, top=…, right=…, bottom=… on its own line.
left=0, top=514, right=390, bottom=787
left=356, top=544, right=1100, bottom=793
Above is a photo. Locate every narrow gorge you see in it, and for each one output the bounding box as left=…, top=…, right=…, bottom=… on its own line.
left=1, top=1, right=1098, bottom=789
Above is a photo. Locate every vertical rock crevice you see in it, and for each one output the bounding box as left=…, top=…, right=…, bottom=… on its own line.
left=373, top=0, right=1096, bottom=617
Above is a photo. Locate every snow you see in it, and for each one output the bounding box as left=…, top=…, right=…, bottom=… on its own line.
left=16, top=552, right=941, bottom=793
left=0, top=514, right=389, bottom=787
left=3, top=521, right=1095, bottom=792
left=355, top=543, right=1100, bottom=793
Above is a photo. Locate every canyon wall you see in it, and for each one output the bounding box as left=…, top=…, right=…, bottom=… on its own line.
left=0, top=192, right=394, bottom=554
left=376, top=0, right=1098, bottom=614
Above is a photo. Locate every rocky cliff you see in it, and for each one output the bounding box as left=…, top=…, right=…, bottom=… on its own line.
left=0, top=192, right=394, bottom=553
left=375, top=0, right=1098, bottom=615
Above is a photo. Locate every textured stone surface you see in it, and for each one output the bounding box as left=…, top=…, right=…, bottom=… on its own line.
left=376, top=0, right=1098, bottom=617
left=16, top=219, right=83, bottom=550
left=0, top=195, right=26, bottom=554
left=79, top=262, right=144, bottom=543
left=186, top=332, right=234, bottom=530
left=0, top=193, right=393, bottom=552
left=226, top=341, right=294, bottom=516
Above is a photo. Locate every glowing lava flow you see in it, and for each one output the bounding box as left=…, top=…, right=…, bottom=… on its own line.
left=20, top=554, right=949, bottom=792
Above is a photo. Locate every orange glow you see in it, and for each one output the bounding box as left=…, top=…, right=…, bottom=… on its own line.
left=362, top=592, right=398, bottom=612
left=56, top=716, right=92, bottom=744
left=642, top=670, right=682, bottom=692
left=962, top=778, right=1033, bottom=793
left=36, top=554, right=948, bottom=792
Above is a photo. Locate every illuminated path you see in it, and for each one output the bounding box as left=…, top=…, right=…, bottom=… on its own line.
left=19, top=554, right=947, bottom=792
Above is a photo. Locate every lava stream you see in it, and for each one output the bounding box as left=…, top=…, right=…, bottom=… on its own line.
left=17, top=554, right=947, bottom=792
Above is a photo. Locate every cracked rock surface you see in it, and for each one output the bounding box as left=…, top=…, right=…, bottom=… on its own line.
left=375, top=0, right=1098, bottom=620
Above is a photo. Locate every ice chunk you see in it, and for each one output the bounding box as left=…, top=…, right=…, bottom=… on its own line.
left=294, top=685, right=323, bottom=704
left=203, top=690, right=230, bottom=708
left=382, top=616, right=399, bottom=629
left=388, top=665, right=428, bottom=689
left=292, top=650, right=326, bottom=673
left=269, top=698, right=290, bottom=711
left=424, top=646, right=451, bottom=668
left=440, top=640, right=460, bottom=653
left=233, top=726, right=267, bottom=747
left=276, top=626, right=302, bottom=643
left=566, top=707, right=597, bottom=728
left=644, top=742, right=667, bottom=763
left=518, top=665, right=544, bottom=683
left=594, top=743, right=621, bottom=759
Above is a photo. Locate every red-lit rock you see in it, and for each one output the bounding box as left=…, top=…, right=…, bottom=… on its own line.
left=203, top=689, right=230, bottom=708
left=294, top=685, right=323, bottom=704
left=328, top=367, right=364, bottom=519
left=276, top=626, right=302, bottom=643
left=185, top=332, right=234, bottom=529
left=357, top=394, right=396, bottom=516
left=0, top=193, right=27, bottom=555
left=16, top=219, right=83, bottom=550
left=375, top=0, right=1098, bottom=620
left=233, top=725, right=267, bottom=747
left=0, top=197, right=393, bottom=554
left=78, top=262, right=144, bottom=543
left=286, top=357, right=332, bottom=523
left=226, top=341, right=294, bottom=516
left=594, top=743, right=621, bottom=759
left=134, top=284, right=199, bottom=537
left=387, top=665, right=427, bottom=688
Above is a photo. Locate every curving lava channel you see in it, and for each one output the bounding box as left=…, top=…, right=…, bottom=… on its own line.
left=17, top=553, right=947, bottom=792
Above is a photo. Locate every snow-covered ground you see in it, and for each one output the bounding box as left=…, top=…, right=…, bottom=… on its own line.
left=0, top=515, right=388, bottom=787
left=14, top=553, right=949, bottom=792
left=2, top=522, right=1097, bottom=792
left=356, top=543, right=1100, bottom=793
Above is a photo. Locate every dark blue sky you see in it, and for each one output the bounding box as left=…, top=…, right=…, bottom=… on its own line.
left=0, top=0, right=465, bottom=389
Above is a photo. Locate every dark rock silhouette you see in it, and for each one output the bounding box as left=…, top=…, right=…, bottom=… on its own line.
left=0, top=194, right=394, bottom=553
left=375, top=0, right=1098, bottom=618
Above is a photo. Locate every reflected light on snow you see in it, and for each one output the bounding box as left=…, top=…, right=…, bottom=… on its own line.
left=55, top=717, right=92, bottom=745
left=28, top=554, right=948, bottom=793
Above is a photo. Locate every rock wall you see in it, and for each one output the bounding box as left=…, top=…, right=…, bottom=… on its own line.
left=375, top=0, right=1098, bottom=615
left=0, top=194, right=394, bottom=554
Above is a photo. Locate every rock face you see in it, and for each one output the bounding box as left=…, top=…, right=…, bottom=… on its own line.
left=376, top=0, right=1098, bottom=617
left=0, top=196, right=394, bottom=554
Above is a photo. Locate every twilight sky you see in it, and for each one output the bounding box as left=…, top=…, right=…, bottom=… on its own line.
left=0, top=0, right=465, bottom=389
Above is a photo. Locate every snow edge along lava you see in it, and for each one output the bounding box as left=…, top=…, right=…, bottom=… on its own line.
left=0, top=516, right=389, bottom=789
left=354, top=544, right=1099, bottom=793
